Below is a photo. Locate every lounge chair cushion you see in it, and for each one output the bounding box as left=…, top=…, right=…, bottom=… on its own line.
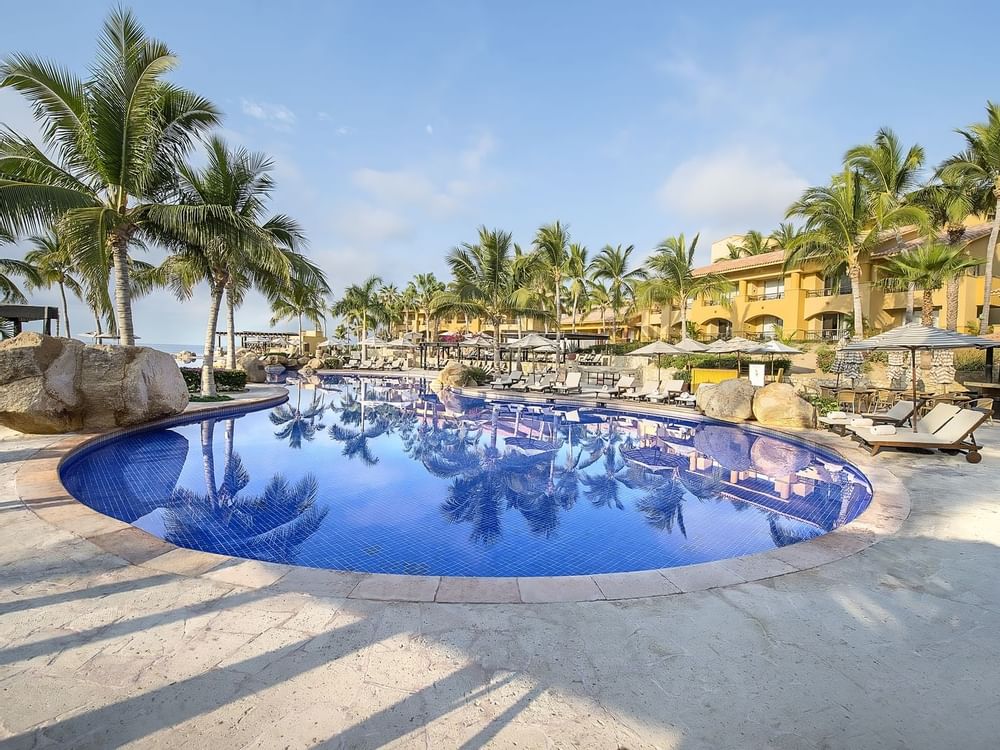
left=870, top=425, right=896, bottom=435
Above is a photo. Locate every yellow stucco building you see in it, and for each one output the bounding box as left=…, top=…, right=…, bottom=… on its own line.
left=634, top=221, right=1000, bottom=343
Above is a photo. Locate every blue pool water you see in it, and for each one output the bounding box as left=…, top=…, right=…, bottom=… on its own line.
left=60, top=375, right=873, bottom=577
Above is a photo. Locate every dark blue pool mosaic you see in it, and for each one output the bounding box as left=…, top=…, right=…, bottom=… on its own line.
left=60, top=375, right=873, bottom=577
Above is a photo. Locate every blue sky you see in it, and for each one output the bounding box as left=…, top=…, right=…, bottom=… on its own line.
left=1, top=1, right=998, bottom=343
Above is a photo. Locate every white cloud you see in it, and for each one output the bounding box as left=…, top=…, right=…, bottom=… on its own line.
left=460, top=132, right=495, bottom=172
left=657, top=147, right=808, bottom=237
left=425, top=124, right=434, bottom=135
left=332, top=203, right=411, bottom=245
left=240, top=99, right=297, bottom=129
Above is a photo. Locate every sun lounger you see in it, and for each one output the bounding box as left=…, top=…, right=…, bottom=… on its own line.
left=852, top=407, right=989, bottom=462
left=527, top=374, right=556, bottom=393
left=552, top=371, right=583, bottom=395
left=646, top=379, right=686, bottom=404
left=859, top=399, right=915, bottom=426
left=623, top=383, right=658, bottom=401
left=596, top=374, right=634, bottom=399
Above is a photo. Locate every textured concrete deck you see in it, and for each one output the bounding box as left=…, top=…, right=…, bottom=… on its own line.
left=1, top=402, right=998, bottom=747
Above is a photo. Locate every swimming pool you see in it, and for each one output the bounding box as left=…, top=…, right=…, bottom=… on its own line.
left=60, top=375, right=873, bottom=577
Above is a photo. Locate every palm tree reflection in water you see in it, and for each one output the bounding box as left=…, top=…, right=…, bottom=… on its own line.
left=269, top=388, right=326, bottom=448
left=167, top=417, right=327, bottom=558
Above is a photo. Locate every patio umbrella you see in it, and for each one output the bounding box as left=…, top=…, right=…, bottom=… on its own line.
left=630, top=340, right=683, bottom=384
left=830, top=337, right=864, bottom=387
left=753, top=339, right=802, bottom=378
left=384, top=337, right=417, bottom=349
left=673, top=337, right=709, bottom=353
left=843, top=323, right=1000, bottom=432
left=705, top=336, right=759, bottom=371
left=507, top=333, right=555, bottom=349
left=320, top=336, right=348, bottom=347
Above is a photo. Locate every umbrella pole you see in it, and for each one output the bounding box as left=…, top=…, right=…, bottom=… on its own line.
left=911, top=348, right=918, bottom=433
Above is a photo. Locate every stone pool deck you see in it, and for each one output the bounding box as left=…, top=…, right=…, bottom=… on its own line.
left=1, top=387, right=999, bottom=747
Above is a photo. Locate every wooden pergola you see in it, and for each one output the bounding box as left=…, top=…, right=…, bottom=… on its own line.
left=0, top=305, right=59, bottom=336
left=213, top=330, right=297, bottom=353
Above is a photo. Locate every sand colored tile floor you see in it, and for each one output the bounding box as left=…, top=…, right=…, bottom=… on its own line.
left=1, top=408, right=999, bottom=748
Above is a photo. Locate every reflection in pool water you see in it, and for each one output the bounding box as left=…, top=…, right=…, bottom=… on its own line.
left=61, top=375, right=873, bottom=577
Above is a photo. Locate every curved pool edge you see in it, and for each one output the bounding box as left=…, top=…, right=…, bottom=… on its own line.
left=14, top=384, right=909, bottom=604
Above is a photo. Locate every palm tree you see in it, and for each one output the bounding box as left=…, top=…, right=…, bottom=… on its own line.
left=769, top=222, right=805, bottom=249
left=270, top=275, right=327, bottom=356
left=785, top=169, right=926, bottom=338
left=940, top=102, right=1000, bottom=334
left=23, top=228, right=81, bottom=336
left=409, top=273, right=444, bottom=341
left=909, top=176, right=977, bottom=330
left=158, top=138, right=322, bottom=395
left=269, top=390, right=326, bottom=448
left=726, top=230, right=772, bottom=259
left=584, top=279, right=612, bottom=335
left=880, top=242, right=980, bottom=325
left=0, top=8, right=220, bottom=345
left=846, top=127, right=928, bottom=322
left=588, top=244, right=644, bottom=342
left=331, top=275, right=385, bottom=360
left=434, top=227, right=537, bottom=371
left=532, top=221, right=572, bottom=363
left=377, top=283, right=402, bottom=337
left=642, top=233, right=729, bottom=339
left=566, top=243, right=589, bottom=333
left=0, top=224, right=40, bottom=305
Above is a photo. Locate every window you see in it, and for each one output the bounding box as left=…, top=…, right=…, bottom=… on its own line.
left=716, top=320, right=732, bottom=339
left=821, top=313, right=848, bottom=340
left=823, top=273, right=851, bottom=295
left=759, top=316, right=783, bottom=339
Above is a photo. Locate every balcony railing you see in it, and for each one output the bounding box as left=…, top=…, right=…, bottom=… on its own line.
left=746, top=292, right=784, bottom=302
left=805, top=288, right=848, bottom=298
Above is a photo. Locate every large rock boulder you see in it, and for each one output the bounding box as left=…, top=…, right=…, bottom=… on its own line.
left=752, top=382, right=816, bottom=428
left=0, top=333, right=189, bottom=434
left=697, top=378, right=755, bottom=421
left=236, top=354, right=266, bottom=384
left=430, top=360, right=478, bottom=390
left=307, top=357, right=323, bottom=371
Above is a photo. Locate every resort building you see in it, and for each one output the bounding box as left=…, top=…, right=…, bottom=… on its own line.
left=612, top=221, right=999, bottom=343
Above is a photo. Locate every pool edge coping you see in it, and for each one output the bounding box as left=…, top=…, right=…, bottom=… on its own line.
left=13, top=382, right=909, bottom=604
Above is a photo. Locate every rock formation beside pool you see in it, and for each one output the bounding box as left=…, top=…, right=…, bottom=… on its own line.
left=752, top=382, right=817, bottom=428
left=430, top=360, right=479, bottom=390
left=236, top=353, right=266, bottom=383
left=0, top=333, right=189, bottom=434
left=695, top=379, right=755, bottom=421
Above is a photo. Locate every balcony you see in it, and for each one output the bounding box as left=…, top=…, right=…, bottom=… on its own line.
left=746, top=292, right=785, bottom=302
left=805, top=288, right=847, bottom=298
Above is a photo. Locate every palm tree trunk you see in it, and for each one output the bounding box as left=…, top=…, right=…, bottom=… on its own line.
left=58, top=281, right=71, bottom=338
left=849, top=264, right=864, bottom=338
left=201, top=281, right=225, bottom=397
left=493, top=318, right=502, bottom=371
left=921, top=289, right=934, bottom=326
left=298, top=313, right=304, bottom=356
left=91, top=306, right=102, bottom=337
left=905, top=283, right=915, bottom=324
left=946, top=276, right=960, bottom=331
left=554, top=272, right=562, bottom=365
left=361, top=313, right=368, bottom=362
left=109, top=232, right=136, bottom=346
left=225, top=286, right=237, bottom=370
left=981, top=195, right=1000, bottom=335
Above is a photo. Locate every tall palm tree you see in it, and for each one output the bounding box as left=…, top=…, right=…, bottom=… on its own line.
left=880, top=242, right=980, bottom=325
left=331, top=275, right=385, bottom=360
left=726, top=230, right=772, bottom=259
left=270, top=275, right=327, bottom=356
left=846, top=127, right=928, bottom=321
left=377, top=283, right=402, bottom=337
left=589, top=244, right=644, bottom=342
left=940, top=102, right=1000, bottom=334
left=0, top=8, right=220, bottom=345
left=584, top=279, right=612, bottom=335
left=434, top=226, right=535, bottom=370
left=24, top=228, right=81, bottom=336
left=642, top=233, right=729, bottom=339
left=531, top=221, right=571, bottom=363
left=157, top=138, right=322, bottom=395
left=0, top=224, right=40, bottom=305
left=769, top=222, right=805, bottom=249
left=566, top=243, right=589, bottom=333
left=785, top=169, right=926, bottom=338
left=909, top=176, right=977, bottom=330
left=409, top=273, right=444, bottom=341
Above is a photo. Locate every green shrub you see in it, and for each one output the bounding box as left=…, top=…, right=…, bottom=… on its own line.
left=180, top=367, right=247, bottom=393
left=816, top=345, right=835, bottom=373
left=323, top=356, right=344, bottom=369
left=803, top=393, right=838, bottom=415
left=954, top=350, right=987, bottom=372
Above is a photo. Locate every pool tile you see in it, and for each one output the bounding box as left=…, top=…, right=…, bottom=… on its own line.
left=349, top=574, right=440, bottom=602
